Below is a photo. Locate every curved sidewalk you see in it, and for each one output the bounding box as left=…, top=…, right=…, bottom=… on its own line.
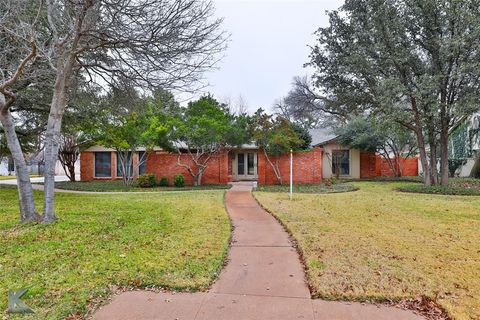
left=93, top=182, right=423, bottom=320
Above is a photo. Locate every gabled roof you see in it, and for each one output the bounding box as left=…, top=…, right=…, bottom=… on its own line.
left=308, top=128, right=338, bottom=147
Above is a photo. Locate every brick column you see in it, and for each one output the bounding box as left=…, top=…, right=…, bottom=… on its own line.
left=111, top=151, right=117, bottom=179
left=133, top=152, right=139, bottom=179
left=80, top=152, right=94, bottom=181
left=219, top=150, right=229, bottom=184
left=313, top=147, right=322, bottom=183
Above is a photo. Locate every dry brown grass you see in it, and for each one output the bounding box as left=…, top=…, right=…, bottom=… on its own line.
left=254, top=181, right=480, bottom=320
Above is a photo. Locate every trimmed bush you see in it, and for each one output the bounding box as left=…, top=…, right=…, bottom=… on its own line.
left=397, top=184, right=480, bottom=196
left=137, top=173, right=157, bottom=188
left=159, top=176, right=169, bottom=187
left=173, top=174, right=185, bottom=188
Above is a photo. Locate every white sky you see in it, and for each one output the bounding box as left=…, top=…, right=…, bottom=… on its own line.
left=196, top=0, right=344, bottom=113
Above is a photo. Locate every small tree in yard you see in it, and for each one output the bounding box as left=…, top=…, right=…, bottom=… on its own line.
left=336, top=117, right=417, bottom=177
left=167, top=96, right=245, bottom=186
left=57, top=133, right=82, bottom=182
left=251, top=109, right=304, bottom=185
left=99, top=112, right=168, bottom=186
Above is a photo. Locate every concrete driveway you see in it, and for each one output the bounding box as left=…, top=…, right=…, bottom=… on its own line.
left=0, top=175, right=77, bottom=190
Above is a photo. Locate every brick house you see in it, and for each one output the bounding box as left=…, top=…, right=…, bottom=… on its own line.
left=80, top=129, right=418, bottom=185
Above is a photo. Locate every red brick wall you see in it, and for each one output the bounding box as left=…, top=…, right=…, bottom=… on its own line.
left=257, top=147, right=323, bottom=185
left=360, top=152, right=377, bottom=178
left=400, top=157, right=419, bottom=176
left=80, top=151, right=139, bottom=181
left=146, top=151, right=230, bottom=185
left=376, top=156, right=418, bottom=177
left=360, top=153, right=418, bottom=177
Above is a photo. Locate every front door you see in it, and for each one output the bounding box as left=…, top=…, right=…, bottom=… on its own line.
left=236, top=152, right=257, bottom=180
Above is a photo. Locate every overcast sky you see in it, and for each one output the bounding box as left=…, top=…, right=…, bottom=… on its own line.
left=195, top=0, right=344, bottom=113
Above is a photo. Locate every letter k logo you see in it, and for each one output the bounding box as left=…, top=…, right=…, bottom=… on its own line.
left=8, top=288, right=34, bottom=314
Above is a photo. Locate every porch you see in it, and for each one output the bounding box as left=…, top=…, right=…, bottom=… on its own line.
left=229, top=149, right=259, bottom=181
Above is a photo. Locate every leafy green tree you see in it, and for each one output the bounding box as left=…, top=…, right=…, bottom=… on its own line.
left=167, top=96, right=246, bottom=186
left=251, top=109, right=304, bottom=184
left=336, top=117, right=417, bottom=177
left=99, top=112, right=168, bottom=186
left=307, top=0, right=480, bottom=185
left=290, top=122, right=312, bottom=150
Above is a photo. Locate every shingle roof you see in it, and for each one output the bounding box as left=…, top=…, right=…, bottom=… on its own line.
left=308, top=128, right=338, bottom=147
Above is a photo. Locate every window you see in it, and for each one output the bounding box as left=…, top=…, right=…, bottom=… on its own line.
left=95, top=152, right=112, bottom=177
left=332, top=150, right=350, bottom=176
left=237, top=153, right=245, bottom=175
left=247, top=153, right=255, bottom=175
left=7, top=158, right=15, bottom=172
left=138, top=151, right=147, bottom=175
left=116, top=152, right=133, bottom=177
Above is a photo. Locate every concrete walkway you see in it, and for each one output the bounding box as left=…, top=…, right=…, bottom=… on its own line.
left=93, top=182, right=423, bottom=320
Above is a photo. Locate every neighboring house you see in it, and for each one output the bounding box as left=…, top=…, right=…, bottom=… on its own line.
left=0, top=157, right=15, bottom=176
left=79, top=128, right=418, bottom=185
left=448, top=113, right=480, bottom=178
left=0, top=153, right=80, bottom=177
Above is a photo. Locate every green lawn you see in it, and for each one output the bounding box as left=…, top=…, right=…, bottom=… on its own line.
left=255, top=182, right=358, bottom=194
left=51, top=180, right=232, bottom=192
left=0, top=188, right=231, bottom=319
left=254, top=182, right=480, bottom=320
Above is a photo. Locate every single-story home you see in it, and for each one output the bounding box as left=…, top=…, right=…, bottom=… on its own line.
left=0, top=154, right=80, bottom=177
left=79, top=129, right=418, bottom=185
left=0, top=157, right=15, bottom=176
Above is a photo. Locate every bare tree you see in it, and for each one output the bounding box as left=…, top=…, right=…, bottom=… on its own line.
left=0, top=0, right=42, bottom=222
left=57, top=134, right=80, bottom=182
left=278, top=76, right=352, bottom=129
left=2, top=0, right=227, bottom=223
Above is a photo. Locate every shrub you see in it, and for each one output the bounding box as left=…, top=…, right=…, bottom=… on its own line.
left=159, top=176, right=169, bottom=187
left=173, top=174, right=185, bottom=187
left=397, top=184, right=480, bottom=196
left=137, top=173, right=157, bottom=188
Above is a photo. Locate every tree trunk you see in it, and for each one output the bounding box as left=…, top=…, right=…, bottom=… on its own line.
left=381, top=147, right=397, bottom=177
left=43, top=76, right=70, bottom=222
left=414, top=128, right=430, bottom=186
left=196, top=170, right=203, bottom=186
left=274, top=161, right=282, bottom=185
left=68, top=163, right=76, bottom=182
left=0, top=96, right=40, bottom=223
left=43, top=51, right=77, bottom=223
left=439, top=116, right=449, bottom=186
left=410, top=97, right=431, bottom=185
left=59, top=154, right=77, bottom=182
left=427, top=126, right=438, bottom=185
left=263, top=149, right=282, bottom=184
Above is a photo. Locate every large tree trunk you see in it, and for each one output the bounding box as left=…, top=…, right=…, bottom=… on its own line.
left=42, top=62, right=73, bottom=223
left=43, top=50, right=78, bottom=223
left=0, top=96, right=40, bottom=223
left=439, top=115, right=450, bottom=186
left=416, top=137, right=430, bottom=185
left=427, top=126, right=438, bottom=185
left=410, top=97, right=431, bottom=185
